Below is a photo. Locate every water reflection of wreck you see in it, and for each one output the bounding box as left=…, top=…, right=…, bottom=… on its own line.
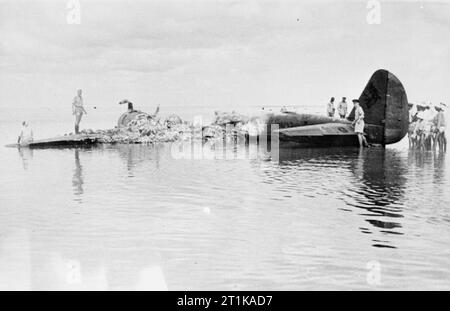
left=108, top=144, right=162, bottom=176
left=277, top=147, right=408, bottom=249
left=347, top=149, right=407, bottom=247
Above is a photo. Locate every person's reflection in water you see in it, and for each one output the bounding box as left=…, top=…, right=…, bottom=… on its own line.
left=431, top=152, right=446, bottom=219
left=433, top=152, right=446, bottom=184
left=407, top=150, right=447, bottom=221
left=276, top=147, right=408, bottom=249
left=126, top=145, right=135, bottom=178
left=349, top=148, right=408, bottom=248
left=18, top=147, right=33, bottom=171
left=407, top=149, right=446, bottom=180
left=72, top=149, right=84, bottom=202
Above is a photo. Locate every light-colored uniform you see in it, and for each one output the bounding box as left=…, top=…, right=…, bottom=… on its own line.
left=435, top=111, right=446, bottom=133
left=414, top=119, right=425, bottom=135
left=354, top=106, right=365, bottom=133
left=73, top=95, right=85, bottom=116
left=419, top=109, right=435, bottom=136
left=72, top=95, right=86, bottom=132
left=327, top=102, right=335, bottom=117
left=337, top=101, right=347, bottom=118
left=19, top=125, right=33, bottom=145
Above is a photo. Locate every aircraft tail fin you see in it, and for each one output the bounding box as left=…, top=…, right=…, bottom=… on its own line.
left=348, top=69, right=409, bottom=145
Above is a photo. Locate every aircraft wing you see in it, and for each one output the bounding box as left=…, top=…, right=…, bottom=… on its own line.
left=275, top=123, right=357, bottom=137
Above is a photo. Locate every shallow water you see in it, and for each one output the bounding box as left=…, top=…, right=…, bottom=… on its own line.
left=0, top=123, right=449, bottom=290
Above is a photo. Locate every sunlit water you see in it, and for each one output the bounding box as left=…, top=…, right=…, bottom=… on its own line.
left=0, top=118, right=449, bottom=290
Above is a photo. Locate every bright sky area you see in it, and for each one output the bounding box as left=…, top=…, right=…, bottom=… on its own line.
left=0, top=0, right=449, bottom=120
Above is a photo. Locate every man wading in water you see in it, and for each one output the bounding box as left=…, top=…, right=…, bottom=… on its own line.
left=352, top=99, right=369, bottom=148
left=72, top=89, right=87, bottom=134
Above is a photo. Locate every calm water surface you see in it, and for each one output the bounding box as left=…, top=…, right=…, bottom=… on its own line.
left=0, top=126, right=449, bottom=290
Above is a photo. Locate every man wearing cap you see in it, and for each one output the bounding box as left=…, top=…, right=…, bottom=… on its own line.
left=433, top=103, right=446, bottom=151
left=351, top=99, right=369, bottom=147
left=411, top=104, right=424, bottom=148
left=337, top=97, right=348, bottom=119
left=327, top=97, right=336, bottom=118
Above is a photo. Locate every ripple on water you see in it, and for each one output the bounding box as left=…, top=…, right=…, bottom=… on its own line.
left=0, top=143, right=449, bottom=290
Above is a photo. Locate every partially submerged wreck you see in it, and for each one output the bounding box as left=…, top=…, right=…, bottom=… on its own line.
left=250, top=69, right=409, bottom=147
left=5, top=134, right=100, bottom=148
left=202, top=69, right=409, bottom=148
left=6, top=69, right=409, bottom=149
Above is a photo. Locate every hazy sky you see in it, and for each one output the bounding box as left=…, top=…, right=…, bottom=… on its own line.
left=0, top=0, right=449, bottom=118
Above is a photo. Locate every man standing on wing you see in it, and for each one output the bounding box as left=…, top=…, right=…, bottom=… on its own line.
left=72, top=89, right=87, bottom=134
left=337, top=97, right=348, bottom=119
left=327, top=97, right=336, bottom=118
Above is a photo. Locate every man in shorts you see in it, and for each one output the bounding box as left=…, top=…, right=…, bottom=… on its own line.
left=352, top=99, right=369, bottom=148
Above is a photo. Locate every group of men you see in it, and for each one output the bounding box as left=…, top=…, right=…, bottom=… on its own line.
left=327, top=97, right=349, bottom=119
left=17, top=89, right=446, bottom=151
left=408, top=102, right=446, bottom=151
left=326, top=97, right=368, bottom=147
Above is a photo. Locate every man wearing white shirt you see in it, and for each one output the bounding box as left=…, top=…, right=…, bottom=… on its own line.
left=18, top=121, right=33, bottom=146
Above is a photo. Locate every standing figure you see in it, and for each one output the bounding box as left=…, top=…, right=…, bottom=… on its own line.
left=18, top=121, right=33, bottom=146
left=408, top=121, right=417, bottom=149
left=422, top=104, right=436, bottom=150
left=408, top=103, right=418, bottom=148
left=72, top=89, right=87, bottom=134
left=327, top=97, right=336, bottom=118
left=337, top=97, right=348, bottom=119
left=415, top=115, right=426, bottom=150
left=352, top=99, right=369, bottom=148
left=408, top=103, right=418, bottom=123
left=434, top=103, right=447, bottom=151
